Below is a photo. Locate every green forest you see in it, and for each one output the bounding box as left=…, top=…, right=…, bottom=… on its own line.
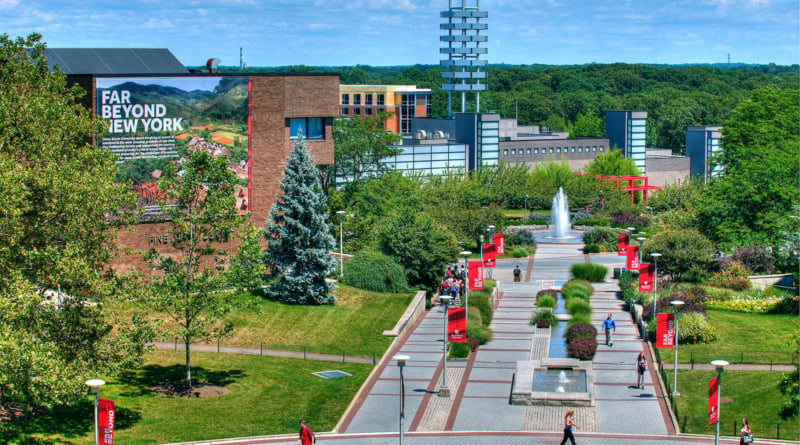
left=222, top=63, right=798, bottom=151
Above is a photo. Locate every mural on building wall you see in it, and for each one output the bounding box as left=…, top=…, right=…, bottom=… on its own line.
left=96, top=76, right=250, bottom=221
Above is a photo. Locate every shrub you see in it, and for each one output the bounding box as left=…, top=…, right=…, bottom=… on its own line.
left=641, top=292, right=706, bottom=321
left=682, top=265, right=709, bottom=284
left=574, top=217, right=610, bottom=227
left=536, top=318, right=552, bottom=328
left=511, top=247, right=530, bottom=258
left=729, top=245, right=776, bottom=275
left=583, top=244, right=600, bottom=254
left=449, top=342, right=471, bottom=358
left=567, top=314, right=592, bottom=327
left=609, top=211, right=650, bottom=228
left=341, top=249, right=408, bottom=293
left=566, top=298, right=592, bottom=317
left=469, top=293, right=494, bottom=325
left=537, top=289, right=558, bottom=299
left=582, top=226, right=624, bottom=252
left=642, top=228, right=713, bottom=281
left=618, top=270, right=638, bottom=289
left=505, top=230, right=538, bottom=249
left=710, top=261, right=750, bottom=282
left=570, top=262, right=608, bottom=282
left=527, top=212, right=550, bottom=225
left=647, top=311, right=717, bottom=344
left=771, top=294, right=800, bottom=314
left=565, top=323, right=597, bottom=345
left=561, top=279, right=594, bottom=297
left=567, top=336, right=598, bottom=360
left=710, top=278, right=752, bottom=291
left=537, top=294, right=556, bottom=309
left=466, top=318, right=492, bottom=344
left=531, top=309, right=558, bottom=327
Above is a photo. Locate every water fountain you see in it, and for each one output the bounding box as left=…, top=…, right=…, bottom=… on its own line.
left=532, top=188, right=582, bottom=243
left=511, top=358, right=595, bottom=406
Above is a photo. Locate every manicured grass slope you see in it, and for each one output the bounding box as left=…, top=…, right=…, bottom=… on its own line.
left=674, top=370, right=798, bottom=441
left=9, top=351, right=373, bottom=445
left=676, top=310, right=798, bottom=364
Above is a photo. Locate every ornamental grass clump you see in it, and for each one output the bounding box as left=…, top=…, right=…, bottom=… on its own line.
left=570, top=262, right=608, bottom=282
left=536, top=294, right=556, bottom=309
left=566, top=298, right=591, bottom=317
left=561, top=279, right=593, bottom=299
left=531, top=309, right=558, bottom=328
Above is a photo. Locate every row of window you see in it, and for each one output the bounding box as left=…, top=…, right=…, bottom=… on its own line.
left=341, top=93, right=385, bottom=106
left=341, top=107, right=374, bottom=116
left=288, top=118, right=324, bottom=139
left=502, top=145, right=605, bottom=156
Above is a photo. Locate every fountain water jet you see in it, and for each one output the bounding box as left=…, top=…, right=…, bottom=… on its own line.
left=551, top=187, right=571, bottom=239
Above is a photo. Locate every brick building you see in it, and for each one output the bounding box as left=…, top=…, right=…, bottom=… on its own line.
left=47, top=49, right=338, bottom=271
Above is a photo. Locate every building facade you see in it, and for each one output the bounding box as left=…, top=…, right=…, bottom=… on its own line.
left=606, top=110, right=647, bottom=174
left=686, top=125, right=723, bottom=181
left=339, top=85, right=432, bottom=135
left=499, top=137, right=610, bottom=171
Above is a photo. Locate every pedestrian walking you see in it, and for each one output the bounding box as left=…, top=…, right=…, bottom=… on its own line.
left=513, top=265, right=522, bottom=282
left=559, top=409, right=579, bottom=445
left=299, top=420, right=316, bottom=444
left=740, top=417, right=753, bottom=444
left=601, top=313, right=616, bottom=346
left=636, top=352, right=647, bottom=389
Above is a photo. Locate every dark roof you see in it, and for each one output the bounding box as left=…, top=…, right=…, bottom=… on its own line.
left=43, top=48, right=188, bottom=75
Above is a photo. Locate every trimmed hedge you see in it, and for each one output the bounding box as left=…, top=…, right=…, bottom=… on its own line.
left=565, top=322, right=597, bottom=344
left=341, top=249, right=408, bottom=293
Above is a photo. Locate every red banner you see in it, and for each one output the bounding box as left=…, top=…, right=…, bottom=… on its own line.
left=626, top=245, right=639, bottom=270
left=618, top=234, right=628, bottom=256
left=448, top=307, right=466, bottom=343
left=709, top=377, right=719, bottom=425
left=98, top=397, right=115, bottom=445
left=482, top=243, right=496, bottom=268
left=468, top=261, right=484, bottom=290
left=639, top=263, right=653, bottom=292
left=493, top=233, right=505, bottom=255
left=656, top=313, right=675, bottom=348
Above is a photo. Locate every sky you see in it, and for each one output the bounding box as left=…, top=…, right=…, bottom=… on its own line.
left=3, top=0, right=798, bottom=67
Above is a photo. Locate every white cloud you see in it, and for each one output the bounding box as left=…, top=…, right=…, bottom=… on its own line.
left=0, top=0, right=19, bottom=9
left=144, top=18, right=174, bottom=29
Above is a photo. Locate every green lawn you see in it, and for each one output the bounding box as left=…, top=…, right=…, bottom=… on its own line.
left=673, top=370, right=798, bottom=441
left=676, top=310, right=798, bottom=365
left=176, top=285, right=415, bottom=358
left=3, top=350, right=373, bottom=445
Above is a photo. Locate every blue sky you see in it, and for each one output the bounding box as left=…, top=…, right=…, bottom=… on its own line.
left=3, top=0, right=798, bottom=67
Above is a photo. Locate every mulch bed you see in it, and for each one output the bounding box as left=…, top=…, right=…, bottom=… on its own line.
left=151, top=380, right=229, bottom=398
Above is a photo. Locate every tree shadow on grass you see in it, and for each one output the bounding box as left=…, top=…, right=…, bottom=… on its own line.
left=117, top=363, right=246, bottom=396
left=0, top=402, right=140, bottom=444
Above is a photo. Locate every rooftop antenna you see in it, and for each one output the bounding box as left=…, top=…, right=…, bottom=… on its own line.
left=727, top=53, right=730, bottom=65
left=440, top=0, right=488, bottom=116
left=240, top=47, right=244, bottom=70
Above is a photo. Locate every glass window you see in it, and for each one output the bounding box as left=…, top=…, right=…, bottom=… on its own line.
left=599, top=146, right=604, bottom=151
left=377, top=94, right=385, bottom=105
left=571, top=147, right=575, bottom=153
left=534, top=148, right=539, bottom=154
left=290, top=118, right=323, bottom=139
left=549, top=148, right=554, bottom=154
left=557, top=147, right=561, bottom=153
left=578, top=147, right=583, bottom=152
left=342, top=107, right=349, bottom=115
left=307, top=118, right=323, bottom=139
left=592, top=146, right=597, bottom=152
left=365, top=108, right=372, bottom=116
left=511, top=149, right=516, bottom=155
left=341, top=94, right=349, bottom=105
left=289, top=118, right=305, bottom=138
left=365, top=94, right=373, bottom=105
left=503, top=149, right=508, bottom=155
left=526, top=148, right=531, bottom=155
left=354, top=94, right=361, bottom=105
left=354, top=108, right=361, bottom=115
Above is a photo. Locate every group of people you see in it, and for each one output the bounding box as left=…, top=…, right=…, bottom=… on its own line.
left=439, top=264, right=466, bottom=302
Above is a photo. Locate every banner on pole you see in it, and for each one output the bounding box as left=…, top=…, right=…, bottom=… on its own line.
left=482, top=244, right=496, bottom=268
left=708, top=377, right=719, bottom=425
left=626, top=245, right=640, bottom=270
left=493, top=233, right=505, bottom=255
left=639, top=263, right=654, bottom=292
left=656, top=313, right=675, bottom=348
left=448, top=307, right=467, bottom=343
left=618, top=234, right=629, bottom=256
left=98, top=397, right=115, bottom=445
left=468, top=261, right=484, bottom=290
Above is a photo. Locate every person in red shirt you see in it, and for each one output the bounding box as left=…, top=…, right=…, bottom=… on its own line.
left=299, top=420, right=315, bottom=444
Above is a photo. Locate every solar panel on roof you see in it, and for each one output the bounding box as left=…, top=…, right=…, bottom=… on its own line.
left=43, top=48, right=188, bottom=75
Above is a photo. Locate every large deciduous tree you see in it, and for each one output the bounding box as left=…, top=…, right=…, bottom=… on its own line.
left=265, top=137, right=337, bottom=305
left=697, top=86, right=799, bottom=250
left=331, top=111, right=402, bottom=185
left=141, top=148, right=246, bottom=387
left=0, top=33, right=148, bottom=411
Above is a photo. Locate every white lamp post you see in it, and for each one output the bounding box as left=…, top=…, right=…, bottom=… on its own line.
left=461, top=250, right=471, bottom=321
left=650, top=253, right=662, bottom=318
left=85, top=379, right=106, bottom=445
left=524, top=194, right=529, bottom=222
left=670, top=300, right=685, bottom=397
left=486, top=226, right=495, bottom=279
left=336, top=210, right=345, bottom=277
left=392, top=354, right=410, bottom=445
left=645, top=205, right=653, bottom=230
left=439, top=295, right=451, bottom=397
left=711, top=360, right=729, bottom=445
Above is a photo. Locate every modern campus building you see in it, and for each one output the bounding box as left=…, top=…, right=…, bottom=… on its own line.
left=685, top=125, right=724, bottom=181
left=496, top=118, right=609, bottom=170
left=606, top=110, right=648, bottom=174
left=46, top=48, right=338, bottom=271
left=339, top=85, right=432, bottom=135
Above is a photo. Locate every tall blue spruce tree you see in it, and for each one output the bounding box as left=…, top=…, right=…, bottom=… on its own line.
left=265, top=136, right=336, bottom=304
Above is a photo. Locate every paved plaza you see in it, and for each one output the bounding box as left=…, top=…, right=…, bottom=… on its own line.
left=171, top=243, right=794, bottom=445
